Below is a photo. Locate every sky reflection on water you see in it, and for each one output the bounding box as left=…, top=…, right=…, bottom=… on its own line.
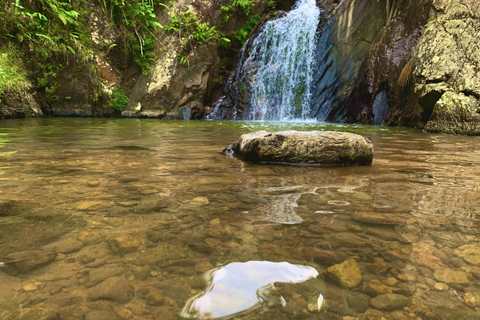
left=181, top=261, right=320, bottom=319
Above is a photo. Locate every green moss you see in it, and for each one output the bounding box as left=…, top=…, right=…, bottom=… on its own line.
left=109, top=88, right=129, bottom=110
left=0, top=46, right=31, bottom=95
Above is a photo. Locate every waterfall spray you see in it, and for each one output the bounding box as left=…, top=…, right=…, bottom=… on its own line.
left=241, top=0, right=320, bottom=121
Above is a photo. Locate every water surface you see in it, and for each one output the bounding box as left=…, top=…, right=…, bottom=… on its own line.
left=0, top=119, right=479, bottom=320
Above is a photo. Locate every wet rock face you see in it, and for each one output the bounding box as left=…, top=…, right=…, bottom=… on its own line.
left=346, top=0, right=480, bottom=134
left=226, top=130, right=373, bottom=166
left=311, top=0, right=387, bottom=121
left=415, top=1, right=480, bottom=134
left=0, top=92, right=43, bottom=119
left=344, top=0, right=431, bottom=126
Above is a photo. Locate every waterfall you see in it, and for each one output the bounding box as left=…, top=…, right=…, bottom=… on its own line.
left=240, top=0, right=321, bottom=121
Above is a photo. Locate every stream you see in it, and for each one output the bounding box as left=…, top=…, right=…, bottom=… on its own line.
left=0, top=118, right=479, bottom=320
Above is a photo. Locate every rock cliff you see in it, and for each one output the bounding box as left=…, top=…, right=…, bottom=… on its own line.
left=345, top=0, right=480, bottom=134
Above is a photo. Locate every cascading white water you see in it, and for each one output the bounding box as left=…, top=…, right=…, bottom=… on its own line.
left=243, top=0, right=320, bottom=121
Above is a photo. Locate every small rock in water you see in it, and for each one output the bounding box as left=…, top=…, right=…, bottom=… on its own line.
left=433, top=269, right=469, bottom=284
left=145, top=289, right=165, bottom=306
left=367, top=258, right=390, bottom=275
left=22, top=283, right=39, bottom=292
left=18, top=308, right=60, bottom=320
left=328, top=200, right=350, bottom=206
left=109, top=235, right=140, bottom=254
left=85, top=266, right=124, bottom=287
left=84, top=310, right=118, bottom=320
left=346, top=292, right=371, bottom=313
left=363, top=280, right=393, bottom=295
left=75, top=200, right=109, bottom=211
left=3, top=250, right=56, bottom=275
left=326, top=259, right=363, bottom=288
left=195, top=261, right=214, bottom=274
left=191, top=197, right=209, bottom=205
left=140, top=188, right=158, bottom=195
left=88, top=276, right=134, bottom=303
left=86, top=181, right=101, bottom=187
left=351, top=192, right=373, bottom=200
left=42, top=238, right=83, bottom=254
left=455, top=244, right=480, bottom=265
left=463, top=292, right=480, bottom=307
left=370, top=293, right=410, bottom=311
left=434, top=282, right=449, bottom=291
left=133, top=265, right=151, bottom=280
left=352, top=211, right=405, bottom=225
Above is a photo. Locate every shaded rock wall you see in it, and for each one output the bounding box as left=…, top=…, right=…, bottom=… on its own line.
left=344, top=0, right=480, bottom=135
left=0, top=92, right=43, bottom=120
left=343, top=0, right=432, bottom=126
left=312, top=0, right=387, bottom=121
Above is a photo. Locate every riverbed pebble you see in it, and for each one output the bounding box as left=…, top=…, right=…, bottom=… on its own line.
left=108, top=236, right=140, bottom=254
left=195, top=261, right=214, bottom=273
left=22, top=283, right=39, bottom=292
left=370, top=293, right=410, bottom=311
left=352, top=212, right=405, bottom=225
left=454, top=244, right=480, bottom=265
left=86, top=181, right=101, bottom=187
left=43, top=238, right=83, bottom=254
left=88, top=276, right=134, bottom=303
left=326, top=259, right=363, bottom=288
left=4, top=250, right=56, bottom=274
left=84, top=310, right=118, bottom=320
left=433, top=269, right=469, bottom=284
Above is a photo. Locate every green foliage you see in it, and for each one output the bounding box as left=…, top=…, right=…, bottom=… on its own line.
left=109, top=88, right=129, bottom=110
left=133, top=36, right=157, bottom=75
left=221, top=0, right=255, bottom=22
left=165, top=10, right=219, bottom=46
left=99, top=0, right=164, bottom=75
left=177, top=53, right=190, bottom=68
left=267, top=0, right=276, bottom=12
left=219, top=0, right=260, bottom=45
left=0, top=0, right=95, bottom=101
left=233, top=14, right=260, bottom=44
left=0, top=46, right=31, bottom=95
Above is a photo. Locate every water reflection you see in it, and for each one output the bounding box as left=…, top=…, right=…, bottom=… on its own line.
left=180, top=261, right=320, bottom=319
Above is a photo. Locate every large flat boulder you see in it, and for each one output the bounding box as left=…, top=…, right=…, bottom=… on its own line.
left=225, top=130, right=373, bottom=166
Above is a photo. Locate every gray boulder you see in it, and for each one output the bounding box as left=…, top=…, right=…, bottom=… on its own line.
left=225, top=130, right=373, bottom=166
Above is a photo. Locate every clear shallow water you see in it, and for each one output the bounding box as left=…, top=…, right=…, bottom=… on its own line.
left=0, top=118, right=479, bottom=319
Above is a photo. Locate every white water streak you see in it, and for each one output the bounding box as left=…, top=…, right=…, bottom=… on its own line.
left=245, top=0, right=320, bottom=121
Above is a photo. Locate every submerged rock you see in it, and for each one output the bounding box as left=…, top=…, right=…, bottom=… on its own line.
left=370, top=293, right=410, bottom=311
left=225, top=131, right=373, bottom=166
left=455, top=244, right=480, bottom=265
left=433, top=269, right=470, bottom=284
left=88, top=276, right=135, bottom=303
left=326, top=258, right=363, bottom=288
left=3, top=250, right=56, bottom=275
